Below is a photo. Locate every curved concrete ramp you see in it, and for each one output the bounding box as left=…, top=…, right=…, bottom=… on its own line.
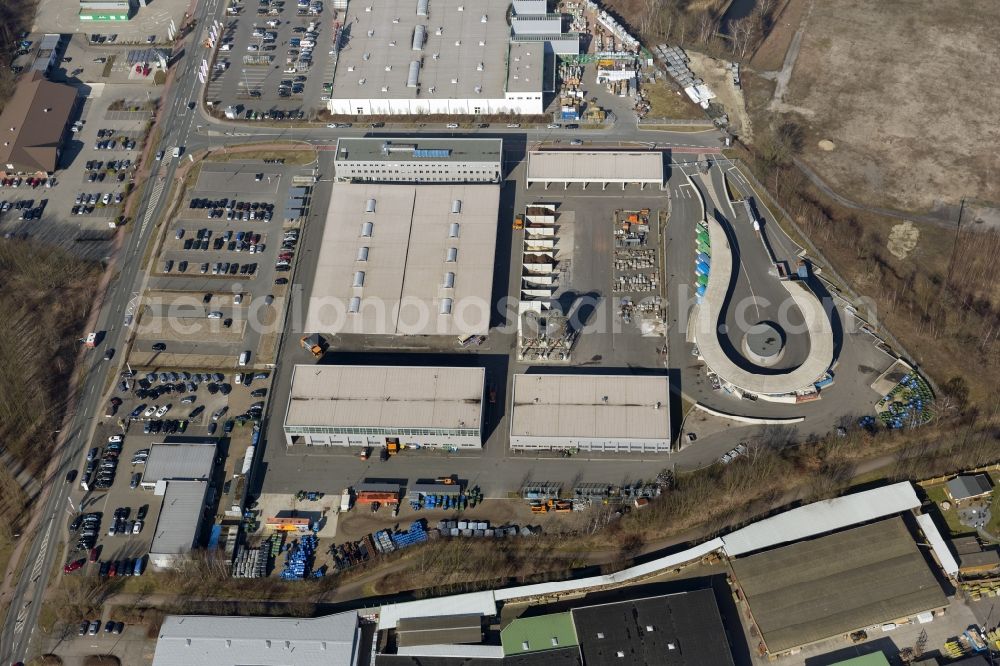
left=695, top=210, right=834, bottom=396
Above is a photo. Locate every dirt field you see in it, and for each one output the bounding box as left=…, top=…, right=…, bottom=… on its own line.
left=687, top=51, right=753, bottom=140
left=750, top=0, right=810, bottom=71
left=780, top=0, right=1000, bottom=213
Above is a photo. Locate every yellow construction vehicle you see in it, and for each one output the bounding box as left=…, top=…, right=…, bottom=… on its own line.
left=300, top=333, right=326, bottom=357
left=512, top=214, right=524, bottom=230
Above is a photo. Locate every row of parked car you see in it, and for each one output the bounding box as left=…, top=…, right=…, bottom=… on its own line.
left=0, top=176, right=52, bottom=188
left=79, top=619, right=126, bottom=636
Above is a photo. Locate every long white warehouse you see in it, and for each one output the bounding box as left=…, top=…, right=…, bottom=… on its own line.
left=283, top=365, right=485, bottom=449
left=327, top=0, right=551, bottom=116
left=510, top=374, right=670, bottom=452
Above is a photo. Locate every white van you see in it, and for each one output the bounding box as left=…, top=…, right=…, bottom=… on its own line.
left=238, top=350, right=250, bottom=366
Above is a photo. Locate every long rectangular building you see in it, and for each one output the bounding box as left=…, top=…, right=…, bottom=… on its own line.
left=335, top=138, right=503, bottom=184
left=328, top=0, right=549, bottom=115
left=304, top=182, right=499, bottom=336
left=283, top=365, right=485, bottom=449
left=730, top=517, right=948, bottom=655
left=510, top=374, right=670, bottom=453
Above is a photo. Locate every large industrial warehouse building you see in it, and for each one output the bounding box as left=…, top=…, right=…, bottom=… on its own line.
left=304, top=181, right=499, bottom=336
left=509, top=374, right=670, bottom=453
left=283, top=364, right=485, bottom=449
left=730, top=516, right=948, bottom=656
left=334, top=138, right=503, bottom=184
left=327, top=0, right=560, bottom=115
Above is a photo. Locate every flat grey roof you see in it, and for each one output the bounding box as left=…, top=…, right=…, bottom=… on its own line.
left=142, top=442, right=216, bottom=485
left=511, top=374, right=669, bottom=440
left=152, top=610, right=360, bottom=666
left=336, top=138, right=503, bottom=164
left=731, top=517, right=948, bottom=654
left=332, top=0, right=541, bottom=101
left=285, top=365, right=484, bottom=431
left=526, top=151, right=664, bottom=183
left=305, top=182, right=499, bottom=336
left=149, top=480, right=208, bottom=557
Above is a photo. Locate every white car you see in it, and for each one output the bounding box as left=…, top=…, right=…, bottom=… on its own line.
left=142, top=406, right=156, bottom=417
left=220, top=43, right=232, bottom=51
left=207, top=311, right=223, bottom=319
left=446, top=123, right=459, bottom=129
left=547, top=123, right=560, bottom=129
left=238, top=350, right=250, bottom=366
left=233, top=294, right=243, bottom=305
left=155, top=404, right=170, bottom=418
left=101, top=192, right=111, bottom=205
left=132, top=520, right=143, bottom=534
left=108, top=435, right=123, bottom=444
left=507, top=123, right=520, bottom=128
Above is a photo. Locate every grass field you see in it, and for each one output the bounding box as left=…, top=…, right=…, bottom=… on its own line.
left=779, top=0, right=1000, bottom=213
left=204, top=147, right=316, bottom=165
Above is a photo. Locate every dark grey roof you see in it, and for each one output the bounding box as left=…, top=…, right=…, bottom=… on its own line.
left=374, top=647, right=582, bottom=666
left=731, top=517, right=948, bottom=654
left=397, top=614, right=483, bottom=647
left=571, top=588, right=735, bottom=666
left=946, top=474, right=993, bottom=501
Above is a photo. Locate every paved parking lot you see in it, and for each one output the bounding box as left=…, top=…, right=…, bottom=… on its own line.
left=204, top=1, right=335, bottom=115
left=139, top=161, right=311, bottom=365
left=0, top=83, right=154, bottom=260
left=34, top=0, right=190, bottom=44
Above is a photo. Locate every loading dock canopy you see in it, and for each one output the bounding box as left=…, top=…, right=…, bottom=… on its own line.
left=526, top=150, right=664, bottom=188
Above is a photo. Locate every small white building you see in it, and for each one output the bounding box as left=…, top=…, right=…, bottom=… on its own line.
left=334, top=138, right=503, bottom=184
left=283, top=365, right=485, bottom=449
left=510, top=374, right=671, bottom=453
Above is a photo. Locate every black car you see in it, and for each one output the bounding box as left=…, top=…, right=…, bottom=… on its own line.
left=250, top=388, right=267, bottom=398
left=65, top=469, right=78, bottom=483
left=379, top=447, right=390, bottom=461
left=70, top=514, right=83, bottom=531
left=152, top=342, right=166, bottom=351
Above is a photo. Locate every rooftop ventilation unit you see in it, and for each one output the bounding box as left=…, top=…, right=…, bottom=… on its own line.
left=479, top=40, right=485, bottom=46
left=449, top=222, right=460, bottom=238
left=347, top=65, right=354, bottom=71
left=451, top=199, right=462, bottom=213
left=440, top=298, right=453, bottom=315
left=357, top=246, right=369, bottom=261
left=358, top=77, right=366, bottom=85
left=412, top=24, right=425, bottom=50
left=365, top=4, right=372, bottom=10
left=481, top=13, right=487, bottom=22
left=392, top=17, right=400, bottom=23
left=416, top=0, right=428, bottom=16
left=476, top=62, right=483, bottom=71
left=389, top=41, right=396, bottom=47
left=365, top=198, right=376, bottom=212
left=385, top=65, right=392, bottom=71
left=454, top=40, right=461, bottom=46
left=474, top=85, right=482, bottom=93
left=446, top=247, right=458, bottom=262
left=457, top=4, right=463, bottom=10
left=407, top=60, right=420, bottom=87
left=442, top=271, right=455, bottom=288
left=363, top=52, right=371, bottom=60
left=367, top=29, right=374, bottom=37
left=451, top=77, right=458, bottom=84
left=432, top=52, right=440, bottom=59
left=348, top=296, right=361, bottom=313
left=353, top=271, right=366, bottom=287
left=360, top=221, right=374, bottom=237
left=435, top=26, right=442, bottom=35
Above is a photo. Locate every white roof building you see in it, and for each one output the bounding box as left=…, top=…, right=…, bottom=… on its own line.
left=152, top=610, right=362, bottom=666
left=328, top=0, right=551, bottom=115
left=148, top=480, right=210, bottom=569
left=526, top=150, right=665, bottom=189
left=141, top=441, right=216, bottom=489
left=305, top=182, right=499, bottom=336
left=283, top=364, right=485, bottom=449
left=510, top=374, right=671, bottom=453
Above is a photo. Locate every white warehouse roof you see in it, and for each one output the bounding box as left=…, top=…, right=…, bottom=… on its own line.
left=148, top=480, right=209, bottom=561
left=142, top=441, right=216, bottom=486
left=305, top=182, right=499, bottom=336
left=721, top=481, right=921, bottom=556
left=510, top=374, right=669, bottom=439
left=152, top=610, right=361, bottom=666
left=285, top=365, right=485, bottom=431
left=331, top=0, right=539, bottom=102
left=526, top=150, right=664, bottom=184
